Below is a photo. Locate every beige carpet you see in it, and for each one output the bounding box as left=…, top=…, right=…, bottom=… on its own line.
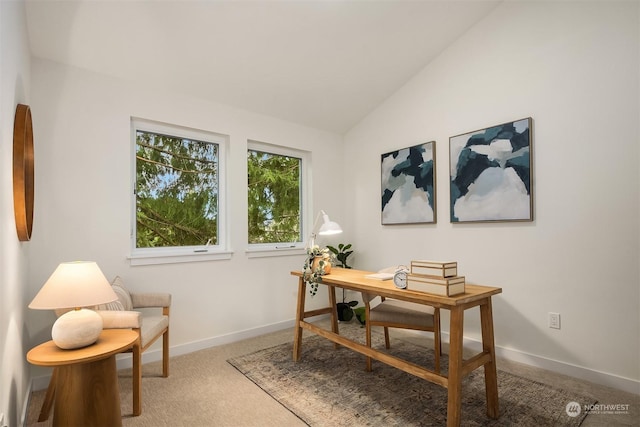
left=26, top=320, right=639, bottom=426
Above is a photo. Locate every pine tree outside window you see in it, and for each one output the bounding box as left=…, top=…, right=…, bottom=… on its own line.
left=131, top=118, right=229, bottom=265
left=247, top=141, right=309, bottom=252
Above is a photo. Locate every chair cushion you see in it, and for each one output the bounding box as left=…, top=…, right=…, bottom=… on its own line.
left=369, top=299, right=435, bottom=328
left=140, top=315, right=169, bottom=348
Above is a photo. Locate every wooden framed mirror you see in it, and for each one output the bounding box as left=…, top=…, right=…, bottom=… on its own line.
left=13, top=103, right=34, bottom=241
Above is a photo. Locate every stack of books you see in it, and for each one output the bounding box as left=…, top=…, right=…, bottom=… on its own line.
left=407, top=260, right=465, bottom=296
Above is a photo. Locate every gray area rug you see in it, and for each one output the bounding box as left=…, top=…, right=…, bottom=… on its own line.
left=228, top=327, right=597, bottom=426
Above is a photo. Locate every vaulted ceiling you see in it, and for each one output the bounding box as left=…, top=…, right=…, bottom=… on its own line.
left=25, top=0, right=501, bottom=134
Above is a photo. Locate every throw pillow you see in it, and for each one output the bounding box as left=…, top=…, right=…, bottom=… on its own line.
left=111, top=276, right=134, bottom=311
left=96, top=300, right=125, bottom=311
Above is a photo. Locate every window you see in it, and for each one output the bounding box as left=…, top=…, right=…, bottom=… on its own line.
left=247, top=141, right=308, bottom=253
left=131, top=118, right=228, bottom=264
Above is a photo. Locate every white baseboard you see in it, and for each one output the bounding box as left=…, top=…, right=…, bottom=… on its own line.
left=163, top=318, right=298, bottom=364
left=30, top=319, right=298, bottom=391
left=179, top=320, right=638, bottom=395
left=441, top=331, right=640, bottom=396
left=31, top=373, right=51, bottom=392
left=29, top=318, right=639, bottom=398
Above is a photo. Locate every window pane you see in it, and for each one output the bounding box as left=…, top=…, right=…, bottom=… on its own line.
left=136, top=130, right=218, bottom=248
left=248, top=149, right=301, bottom=244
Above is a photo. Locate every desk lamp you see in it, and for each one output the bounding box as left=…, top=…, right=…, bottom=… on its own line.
left=308, top=210, right=342, bottom=248
left=29, top=261, right=118, bottom=349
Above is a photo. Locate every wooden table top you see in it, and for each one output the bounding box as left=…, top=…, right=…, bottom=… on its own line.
left=291, top=268, right=502, bottom=308
left=27, top=329, right=138, bottom=367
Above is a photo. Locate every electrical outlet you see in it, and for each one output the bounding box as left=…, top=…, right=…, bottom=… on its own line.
left=549, top=312, right=561, bottom=329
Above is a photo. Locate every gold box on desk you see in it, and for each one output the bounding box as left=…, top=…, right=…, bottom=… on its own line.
left=410, top=260, right=458, bottom=278
left=407, top=274, right=465, bottom=296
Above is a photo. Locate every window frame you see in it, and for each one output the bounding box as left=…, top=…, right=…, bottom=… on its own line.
left=129, top=117, right=230, bottom=265
left=246, top=140, right=310, bottom=258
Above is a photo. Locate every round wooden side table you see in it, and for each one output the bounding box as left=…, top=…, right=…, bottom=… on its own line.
left=27, top=329, right=138, bottom=427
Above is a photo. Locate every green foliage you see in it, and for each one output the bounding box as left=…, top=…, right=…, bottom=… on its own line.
left=247, top=149, right=301, bottom=244
left=327, top=243, right=353, bottom=269
left=135, top=131, right=218, bottom=248
left=354, top=307, right=366, bottom=325
left=303, top=246, right=331, bottom=296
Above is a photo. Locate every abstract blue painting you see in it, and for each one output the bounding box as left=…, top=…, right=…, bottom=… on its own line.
left=449, top=118, right=533, bottom=223
left=381, top=141, right=436, bottom=224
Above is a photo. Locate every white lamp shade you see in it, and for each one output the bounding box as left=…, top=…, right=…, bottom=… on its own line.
left=29, top=261, right=117, bottom=310
left=318, top=220, right=342, bottom=235
left=318, top=212, right=343, bottom=236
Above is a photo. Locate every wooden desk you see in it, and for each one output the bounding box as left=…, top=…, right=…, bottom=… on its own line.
left=291, top=268, right=502, bottom=427
left=27, top=329, right=138, bottom=427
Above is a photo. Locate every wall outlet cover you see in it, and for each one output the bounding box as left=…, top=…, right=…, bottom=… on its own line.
left=549, top=312, right=561, bottom=329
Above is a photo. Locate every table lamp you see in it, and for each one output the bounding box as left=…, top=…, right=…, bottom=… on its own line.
left=308, top=210, right=342, bottom=248
left=29, top=261, right=118, bottom=349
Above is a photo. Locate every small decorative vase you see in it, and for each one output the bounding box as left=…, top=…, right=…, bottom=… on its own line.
left=312, top=257, right=332, bottom=275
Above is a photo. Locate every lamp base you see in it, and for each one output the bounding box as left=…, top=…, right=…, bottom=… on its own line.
left=51, top=308, right=103, bottom=349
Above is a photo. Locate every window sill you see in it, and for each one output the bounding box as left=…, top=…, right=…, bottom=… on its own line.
left=246, top=246, right=306, bottom=259
left=128, top=250, right=233, bottom=266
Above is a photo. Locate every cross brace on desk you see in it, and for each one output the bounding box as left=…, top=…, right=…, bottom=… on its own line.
left=291, top=268, right=502, bottom=427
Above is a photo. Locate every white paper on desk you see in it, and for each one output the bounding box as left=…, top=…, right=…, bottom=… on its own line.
left=365, top=273, right=393, bottom=281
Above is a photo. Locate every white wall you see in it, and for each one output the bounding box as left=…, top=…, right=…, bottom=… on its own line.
left=20, top=0, right=639, bottom=403
left=26, top=58, right=347, bottom=382
left=344, top=1, right=639, bottom=393
left=0, top=0, right=32, bottom=425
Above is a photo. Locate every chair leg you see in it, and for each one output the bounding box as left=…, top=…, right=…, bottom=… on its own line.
left=132, top=341, right=142, bottom=416
left=162, top=328, right=169, bottom=377
left=37, top=368, right=57, bottom=422
left=383, top=327, right=391, bottom=349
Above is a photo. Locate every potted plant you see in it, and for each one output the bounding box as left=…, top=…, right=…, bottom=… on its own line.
left=303, top=245, right=332, bottom=296
left=327, top=243, right=358, bottom=321
left=327, top=243, right=353, bottom=269
left=354, top=306, right=366, bottom=325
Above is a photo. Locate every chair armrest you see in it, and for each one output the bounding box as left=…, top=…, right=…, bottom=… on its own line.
left=97, top=310, right=142, bottom=329
left=130, top=292, right=172, bottom=309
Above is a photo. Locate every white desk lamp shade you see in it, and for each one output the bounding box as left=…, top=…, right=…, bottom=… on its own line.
left=309, top=211, right=342, bottom=248
left=318, top=221, right=342, bottom=235
left=317, top=211, right=342, bottom=236
left=29, top=261, right=118, bottom=349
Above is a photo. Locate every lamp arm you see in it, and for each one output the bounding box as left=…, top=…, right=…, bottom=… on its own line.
left=307, top=210, right=325, bottom=249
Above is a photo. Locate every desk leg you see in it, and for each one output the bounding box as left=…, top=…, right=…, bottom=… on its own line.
left=481, top=297, right=499, bottom=419
left=447, top=306, right=464, bottom=427
left=328, top=285, right=339, bottom=349
left=293, top=277, right=306, bottom=362
left=54, top=356, right=122, bottom=427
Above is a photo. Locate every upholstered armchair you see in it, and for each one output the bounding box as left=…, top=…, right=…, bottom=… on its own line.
left=38, top=276, right=171, bottom=420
